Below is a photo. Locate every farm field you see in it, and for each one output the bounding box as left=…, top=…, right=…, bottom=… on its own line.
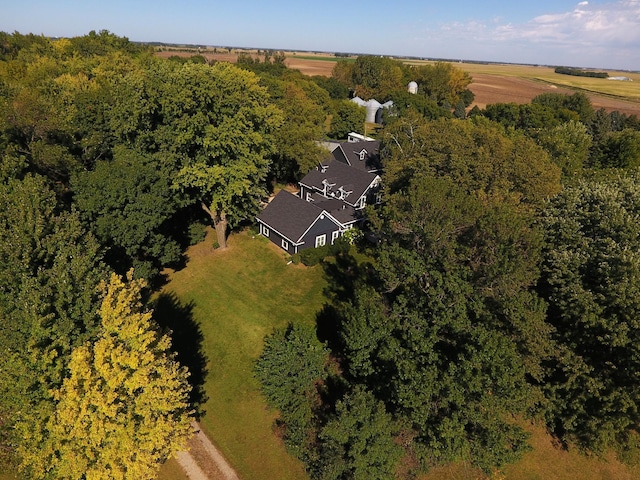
left=158, top=48, right=640, bottom=116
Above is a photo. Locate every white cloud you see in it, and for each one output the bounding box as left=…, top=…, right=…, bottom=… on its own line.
left=417, top=1, right=640, bottom=69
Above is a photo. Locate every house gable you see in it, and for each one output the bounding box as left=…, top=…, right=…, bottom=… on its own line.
left=332, top=140, right=382, bottom=173
left=256, top=190, right=344, bottom=252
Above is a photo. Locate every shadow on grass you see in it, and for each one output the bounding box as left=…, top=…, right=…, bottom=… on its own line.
left=153, top=292, right=208, bottom=418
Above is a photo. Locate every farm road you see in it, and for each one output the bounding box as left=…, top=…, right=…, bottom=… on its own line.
left=176, top=422, right=241, bottom=480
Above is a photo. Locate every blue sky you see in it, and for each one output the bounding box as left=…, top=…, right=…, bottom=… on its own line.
left=3, top=1, right=640, bottom=70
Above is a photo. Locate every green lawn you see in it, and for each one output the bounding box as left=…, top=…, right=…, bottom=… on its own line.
left=159, top=228, right=326, bottom=480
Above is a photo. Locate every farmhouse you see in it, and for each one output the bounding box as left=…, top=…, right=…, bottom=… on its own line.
left=256, top=136, right=382, bottom=253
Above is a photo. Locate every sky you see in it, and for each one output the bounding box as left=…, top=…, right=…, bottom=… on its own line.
left=2, top=0, right=640, bottom=71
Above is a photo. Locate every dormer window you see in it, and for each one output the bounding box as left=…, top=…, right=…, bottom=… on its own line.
left=337, top=186, right=352, bottom=200
left=321, top=178, right=336, bottom=197
left=359, top=149, right=367, bottom=161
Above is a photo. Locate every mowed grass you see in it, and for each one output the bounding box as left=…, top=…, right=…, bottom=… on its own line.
left=160, top=228, right=326, bottom=480
left=157, top=457, right=190, bottom=480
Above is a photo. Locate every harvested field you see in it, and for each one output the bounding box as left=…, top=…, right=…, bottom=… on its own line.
left=468, top=73, right=640, bottom=116
left=468, top=74, right=574, bottom=109
left=284, top=56, right=335, bottom=76
left=155, top=49, right=337, bottom=77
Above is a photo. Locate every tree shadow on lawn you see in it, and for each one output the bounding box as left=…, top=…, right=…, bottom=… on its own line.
left=315, top=247, right=379, bottom=351
left=153, top=292, right=209, bottom=419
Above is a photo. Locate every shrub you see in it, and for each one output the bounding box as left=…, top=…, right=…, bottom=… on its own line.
left=298, top=245, right=331, bottom=266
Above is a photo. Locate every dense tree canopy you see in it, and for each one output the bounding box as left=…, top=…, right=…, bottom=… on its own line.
left=0, top=174, right=106, bottom=473
left=539, top=170, right=640, bottom=453
left=170, top=62, right=283, bottom=248
left=73, top=146, right=188, bottom=282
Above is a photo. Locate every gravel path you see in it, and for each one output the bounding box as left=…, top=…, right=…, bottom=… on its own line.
left=176, top=422, right=241, bottom=480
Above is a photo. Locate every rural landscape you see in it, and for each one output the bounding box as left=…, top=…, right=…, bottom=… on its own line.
left=2, top=30, right=640, bottom=480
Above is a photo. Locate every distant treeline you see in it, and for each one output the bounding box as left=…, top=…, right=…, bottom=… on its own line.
left=555, top=66, right=609, bottom=78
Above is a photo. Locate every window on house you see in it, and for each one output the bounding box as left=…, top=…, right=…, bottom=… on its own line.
left=359, top=150, right=366, bottom=160
left=315, top=234, right=327, bottom=248
left=306, top=192, right=312, bottom=202
left=281, top=239, right=289, bottom=250
left=331, top=231, right=340, bottom=244
left=262, top=225, right=270, bottom=237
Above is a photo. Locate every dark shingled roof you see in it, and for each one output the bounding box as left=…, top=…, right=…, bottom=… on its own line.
left=256, top=190, right=339, bottom=243
left=332, top=140, right=381, bottom=173
left=299, top=160, right=379, bottom=206
left=310, top=193, right=359, bottom=225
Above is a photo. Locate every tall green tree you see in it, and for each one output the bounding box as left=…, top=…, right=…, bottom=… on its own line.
left=334, top=115, right=560, bottom=472
left=332, top=56, right=404, bottom=100
left=165, top=62, right=282, bottom=248
left=539, top=170, right=640, bottom=454
left=0, top=174, right=106, bottom=471
left=590, top=128, right=640, bottom=169
left=269, top=81, right=328, bottom=180
left=537, top=120, right=592, bottom=177
left=317, top=387, right=402, bottom=480
left=19, top=272, right=193, bottom=480
left=72, top=146, right=188, bottom=282
left=255, top=323, right=329, bottom=457
left=329, top=99, right=366, bottom=140
left=382, top=114, right=562, bottom=207
left=409, top=62, right=473, bottom=106
left=343, top=175, right=545, bottom=472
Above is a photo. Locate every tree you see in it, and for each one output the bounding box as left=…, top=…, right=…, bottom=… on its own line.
left=329, top=99, right=366, bottom=140
left=410, top=62, right=472, bottom=106
left=269, top=81, right=328, bottom=181
left=19, top=272, right=193, bottom=480
left=0, top=174, right=106, bottom=471
left=332, top=56, right=404, bottom=101
left=317, top=387, right=402, bottom=480
left=310, top=75, right=350, bottom=100
left=590, top=128, right=640, bottom=169
left=539, top=170, right=640, bottom=453
left=532, top=92, right=594, bottom=125
left=255, top=323, right=329, bottom=456
left=537, top=120, right=592, bottom=177
left=381, top=114, right=562, bottom=208
left=387, top=90, right=451, bottom=121
left=327, top=115, right=560, bottom=472
left=72, top=146, right=188, bottom=282
left=169, top=62, right=283, bottom=248
left=336, top=174, right=544, bottom=472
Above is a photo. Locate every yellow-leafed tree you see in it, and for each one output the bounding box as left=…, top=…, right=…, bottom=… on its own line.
left=21, top=271, right=192, bottom=480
